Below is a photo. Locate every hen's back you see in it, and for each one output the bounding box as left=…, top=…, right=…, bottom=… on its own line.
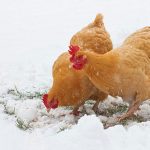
left=123, top=26, right=150, bottom=57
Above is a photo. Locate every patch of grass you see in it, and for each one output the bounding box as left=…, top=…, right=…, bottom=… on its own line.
left=3, top=104, right=15, bottom=115
left=7, top=86, right=22, bottom=98
left=102, top=104, right=128, bottom=117
left=57, top=127, right=66, bottom=133
left=7, top=86, right=46, bottom=100
left=119, top=118, right=129, bottom=126
left=0, top=101, right=5, bottom=105
left=16, top=118, right=30, bottom=130
left=85, top=100, right=95, bottom=105
left=63, top=106, right=73, bottom=110
left=117, top=115, right=145, bottom=126
left=133, top=115, right=145, bottom=122
left=103, top=114, right=145, bottom=128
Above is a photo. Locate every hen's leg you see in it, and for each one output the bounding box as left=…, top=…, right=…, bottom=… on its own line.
left=92, top=101, right=100, bottom=113
left=92, top=92, right=108, bottom=114
left=72, top=101, right=85, bottom=116
left=118, top=98, right=141, bottom=122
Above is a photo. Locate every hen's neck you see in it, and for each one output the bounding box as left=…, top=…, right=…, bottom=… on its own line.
left=85, top=51, right=118, bottom=71
left=83, top=51, right=119, bottom=94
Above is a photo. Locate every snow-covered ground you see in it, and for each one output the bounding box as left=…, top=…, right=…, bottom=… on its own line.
left=0, top=0, right=150, bottom=150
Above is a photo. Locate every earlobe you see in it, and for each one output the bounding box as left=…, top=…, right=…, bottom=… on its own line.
left=70, top=55, right=76, bottom=63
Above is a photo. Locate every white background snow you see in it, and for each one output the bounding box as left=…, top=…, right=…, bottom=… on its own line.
left=0, top=0, right=150, bottom=150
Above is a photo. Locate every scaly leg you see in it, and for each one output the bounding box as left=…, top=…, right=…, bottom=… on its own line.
left=92, top=101, right=100, bottom=114
left=118, top=100, right=141, bottom=122
left=92, top=91, right=108, bottom=114
left=72, top=101, right=85, bottom=116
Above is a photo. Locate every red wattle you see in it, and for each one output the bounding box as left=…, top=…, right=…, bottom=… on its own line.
left=50, top=99, right=59, bottom=109
left=70, top=55, right=76, bottom=63
left=72, top=55, right=87, bottom=70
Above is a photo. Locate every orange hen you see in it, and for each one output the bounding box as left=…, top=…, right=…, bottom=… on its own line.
left=70, top=26, right=150, bottom=120
left=43, top=14, right=113, bottom=115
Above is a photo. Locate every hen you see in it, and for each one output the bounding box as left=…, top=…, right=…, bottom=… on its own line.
left=70, top=26, right=150, bottom=120
left=43, top=14, right=113, bottom=115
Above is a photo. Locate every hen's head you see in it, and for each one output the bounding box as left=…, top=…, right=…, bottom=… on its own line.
left=42, top=94, right=59, bottom=112
left=68, top=45, right=87, bottom=70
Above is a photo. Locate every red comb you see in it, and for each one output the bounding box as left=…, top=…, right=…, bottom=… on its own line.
left=68, top=45, right=80, bottom=55
left=42, top=94, right=49, bottom=109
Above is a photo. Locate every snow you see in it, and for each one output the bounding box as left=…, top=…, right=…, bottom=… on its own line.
left=0, top=0, right=150, bottom=150
left=1, top=114, right=150, bottom=150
